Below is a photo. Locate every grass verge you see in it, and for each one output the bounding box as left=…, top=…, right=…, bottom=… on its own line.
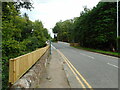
left=72, top=46, right=120, bottom=57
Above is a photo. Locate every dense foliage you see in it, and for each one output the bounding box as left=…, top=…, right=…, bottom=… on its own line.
left=53, top=2, right=120, bottom=52
left=2, top=2, right=50, bottom=89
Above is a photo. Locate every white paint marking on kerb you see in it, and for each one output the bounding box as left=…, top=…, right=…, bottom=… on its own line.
left=90, top=52, right=118, bottom=60
left=51, top=45, right=57, bottom=50
left=107, top=63, right=119, bottom=69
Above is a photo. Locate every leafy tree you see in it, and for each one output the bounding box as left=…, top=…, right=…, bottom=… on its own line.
left=2, top=2, right=50, bottom=89
left=53, top=2, right=119, bottom=51
left=53, top=20, right=74, bottom=42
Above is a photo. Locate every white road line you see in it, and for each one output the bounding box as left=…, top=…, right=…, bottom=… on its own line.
left=80, top=53, right=95, bottom=59
left=107, top=63, right=119, bottom=69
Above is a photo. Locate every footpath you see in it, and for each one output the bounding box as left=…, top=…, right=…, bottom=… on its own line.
left=39, top=47, right=70, bottom=88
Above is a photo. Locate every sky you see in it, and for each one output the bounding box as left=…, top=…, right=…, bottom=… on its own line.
left=20, top=0, right=101, bottom=37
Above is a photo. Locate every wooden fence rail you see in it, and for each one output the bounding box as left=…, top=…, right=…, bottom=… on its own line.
left=9, top=45, right=50, bottom=84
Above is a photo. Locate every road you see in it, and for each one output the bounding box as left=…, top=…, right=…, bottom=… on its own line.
left=52, top=41, right=118, bottom=88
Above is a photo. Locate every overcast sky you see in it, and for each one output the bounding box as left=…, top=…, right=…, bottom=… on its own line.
left=20, top=0, right=101, bottom=37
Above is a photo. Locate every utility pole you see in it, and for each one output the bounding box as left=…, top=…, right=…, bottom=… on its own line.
left=117, top=0, right=119, bottom=38
left=49, top=29, right=52, bottom=55
left=50, top=38, right=51, bottom=55
left=117, top=0, right=119, bottom=51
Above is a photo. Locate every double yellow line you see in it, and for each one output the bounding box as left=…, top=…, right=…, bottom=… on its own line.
left=57, top=50, right=93, bottom=90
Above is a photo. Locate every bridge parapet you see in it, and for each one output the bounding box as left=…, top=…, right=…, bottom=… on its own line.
left=9, top=45, right=50, bottom=87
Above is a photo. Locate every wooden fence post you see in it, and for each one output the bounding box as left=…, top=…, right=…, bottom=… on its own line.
left=9, top=59, right=16, bottom=85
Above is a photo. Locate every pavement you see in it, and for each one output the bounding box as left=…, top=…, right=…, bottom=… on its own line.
left=39, top=46, right=70, bottom=88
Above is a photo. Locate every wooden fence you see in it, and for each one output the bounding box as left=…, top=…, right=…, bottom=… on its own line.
left=9, top=45, right=50, bottom=84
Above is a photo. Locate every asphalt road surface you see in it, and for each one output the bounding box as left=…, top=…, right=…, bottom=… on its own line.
left=52, top=41, right=119, bottom=88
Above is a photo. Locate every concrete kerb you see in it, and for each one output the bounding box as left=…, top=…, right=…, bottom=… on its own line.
left=63, top=63, right=83, bottom=88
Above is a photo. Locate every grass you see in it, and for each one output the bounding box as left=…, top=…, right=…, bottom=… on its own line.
left=72, top=46, right=120, bottom=57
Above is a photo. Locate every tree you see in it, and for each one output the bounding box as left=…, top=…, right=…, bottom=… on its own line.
left=2, top=2, right=50, bottom=89
left=53, top=2, right=118, bottom=51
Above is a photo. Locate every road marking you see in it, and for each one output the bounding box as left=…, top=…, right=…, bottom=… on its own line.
left=64, top=53, right=93, bottom=90
left=80, top=53, right=95, bottom=59
left=107, top=63, right=119, bottom=69
left=57, top=50, right=86, bottom=89
left=57, top=49, right=93, bottom=90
